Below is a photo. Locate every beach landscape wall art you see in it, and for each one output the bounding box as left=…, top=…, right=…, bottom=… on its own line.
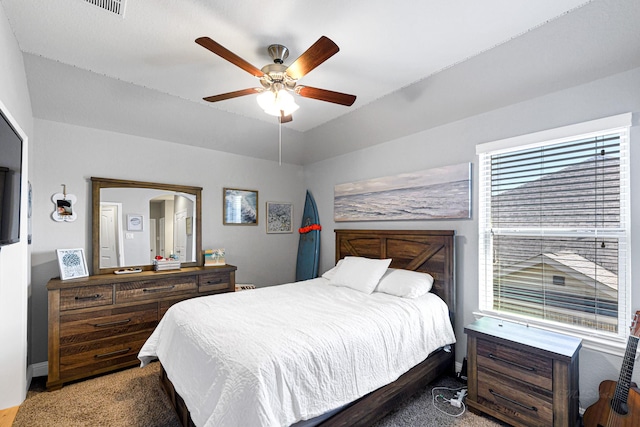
left=334, top=163, right=471, bottom=222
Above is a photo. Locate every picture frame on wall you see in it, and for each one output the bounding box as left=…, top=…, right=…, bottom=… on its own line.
left=334, top=162, right=472, bottom=221
left=56, top=248, right=89, bottom=280
left=127, top=214, right=143, bottom=231
left=266, top=202, right=293, bottom=234
left=223, top=188, right=258, bottom=225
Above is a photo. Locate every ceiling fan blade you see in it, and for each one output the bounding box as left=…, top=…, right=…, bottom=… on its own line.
left=196, top=37, right=264, bottom=78
left=279, top=111, right=293, bottom=123
left=286, top=36, right=339, bottom=80
left=203, top=88, right=260, bottom=102
left=295, top=86, right=356, bottom=106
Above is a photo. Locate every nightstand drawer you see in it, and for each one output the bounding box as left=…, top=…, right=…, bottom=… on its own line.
left=198, top=271, right=232, bottom=293
left=477, top=368, right=553, bottom=426
left=59, top=303, right=158, bottom=345
left=477, top=338, right=552, bottom=390
left=115, top=276, right=197, bottom=303
left=60, top=285, right=113, bottom=311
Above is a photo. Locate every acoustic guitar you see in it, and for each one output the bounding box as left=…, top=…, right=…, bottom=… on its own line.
left=583, top=310, right=640, bottom=427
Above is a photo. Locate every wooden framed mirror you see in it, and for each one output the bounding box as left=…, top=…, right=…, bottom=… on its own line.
left=91, top=177, right=202, bottom=275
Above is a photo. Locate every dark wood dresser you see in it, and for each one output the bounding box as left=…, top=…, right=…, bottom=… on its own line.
left=47, top=264, right=236, bottom=390
left=465, top=317, right=582, bottom=427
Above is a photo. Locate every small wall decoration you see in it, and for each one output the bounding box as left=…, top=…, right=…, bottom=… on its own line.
left=334, top=162, right=472, bottom=221
left=223, top=188, right=258, bottom=225
left=127, top=214, right=143, bottom=231
left=266, top=202, right=293, bottom=233
left=51, top=184, right=77, bottom=222
left=56, top=248, right=89, bottom=280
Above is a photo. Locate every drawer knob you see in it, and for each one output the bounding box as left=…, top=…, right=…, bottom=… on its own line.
left=93, top=319, right=131, bottom=328
left=488, top=353, right=536, bottom=372
left=142, top=285, right=176, bottom=293
left=489, top=389, right=538, bottom=412
left=206, top=279, right=222, bottom=284
left=94, top=347, right=131, bottom=359
left=75, top=294, right=102, bottom=301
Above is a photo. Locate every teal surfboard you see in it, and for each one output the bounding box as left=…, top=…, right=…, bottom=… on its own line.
left=296, top=191, right=320, bottom=281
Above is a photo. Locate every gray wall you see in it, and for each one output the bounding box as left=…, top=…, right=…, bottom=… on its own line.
left=304, top=66, right=640, bottom=408
left=29, top=119, right=305, bottom=365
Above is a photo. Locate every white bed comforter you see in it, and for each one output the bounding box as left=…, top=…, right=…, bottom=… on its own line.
left=138, top=278, right=456, bottom=427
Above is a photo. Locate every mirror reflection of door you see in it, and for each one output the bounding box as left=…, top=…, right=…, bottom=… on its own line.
left=174, top=210, right=187, bottom=262
left=149, top=218, right=157, bottom=262
left=158, top=217, right=165, bottom=259
left=99, top=203, right=124, bottom=268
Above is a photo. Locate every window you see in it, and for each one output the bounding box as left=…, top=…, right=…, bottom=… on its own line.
left=477, top=114, right=631, bottom=341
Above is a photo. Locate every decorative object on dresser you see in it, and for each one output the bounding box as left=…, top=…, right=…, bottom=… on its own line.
left=583, top=310, right=640, bottom=427
left=46, top=264, right=236, bottom=390
left=465, top=317, right=582, bottom=427
left=56, top=248, right=89, bottom=280
left=203, top=248, right=225, bottom=266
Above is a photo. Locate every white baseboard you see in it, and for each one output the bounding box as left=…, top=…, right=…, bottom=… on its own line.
left=31, top=361, right=48, bottom=377
left=455, top=361, right=462, bottom=374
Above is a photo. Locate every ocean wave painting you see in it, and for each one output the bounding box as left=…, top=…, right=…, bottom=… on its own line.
left=334, top=163, right=471, bottom=221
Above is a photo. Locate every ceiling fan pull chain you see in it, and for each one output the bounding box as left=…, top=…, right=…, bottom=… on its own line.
left=279, top=119, right=282, bottom=166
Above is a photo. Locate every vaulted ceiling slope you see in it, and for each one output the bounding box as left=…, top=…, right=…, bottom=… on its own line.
left=2, top=0, right=639, bottom=165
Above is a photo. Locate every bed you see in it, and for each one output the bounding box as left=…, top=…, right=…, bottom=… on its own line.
left=139, top=229, right=456, bottom=427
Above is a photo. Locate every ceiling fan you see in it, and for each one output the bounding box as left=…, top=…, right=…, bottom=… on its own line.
left=195, top=36, right=356, bottom=123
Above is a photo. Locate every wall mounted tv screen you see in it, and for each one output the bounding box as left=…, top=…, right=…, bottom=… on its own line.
left=0, top=109, right=23, bottom=246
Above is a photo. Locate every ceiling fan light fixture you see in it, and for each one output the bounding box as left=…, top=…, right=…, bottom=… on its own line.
left=257, top=89, right=299, bottom=117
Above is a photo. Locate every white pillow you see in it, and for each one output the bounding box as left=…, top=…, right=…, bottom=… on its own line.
left=321, top=259, right=343, bottom=280
left=328, top=256, right=392, bottom=294
left=375, top=268, right=434, bottom=298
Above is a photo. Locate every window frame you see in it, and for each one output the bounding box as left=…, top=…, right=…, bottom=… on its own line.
left=476, top=113, right=632, bottom=355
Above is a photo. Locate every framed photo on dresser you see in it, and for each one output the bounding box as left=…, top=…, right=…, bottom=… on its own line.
left=56, top=248, right=89, bottom=280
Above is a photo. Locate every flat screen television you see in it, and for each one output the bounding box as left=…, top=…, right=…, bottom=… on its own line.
left=0, top=108, right=23, bottom=246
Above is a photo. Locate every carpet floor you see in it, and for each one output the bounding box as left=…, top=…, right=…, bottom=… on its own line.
left=14, top=363, right=506, bottom=426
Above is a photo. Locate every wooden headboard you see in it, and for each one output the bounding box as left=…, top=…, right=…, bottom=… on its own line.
left=335, top=229, right=455, bottom=318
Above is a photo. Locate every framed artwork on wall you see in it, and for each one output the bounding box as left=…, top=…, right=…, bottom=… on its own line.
left=223, top=188, right=258, bottom=225
left=266, top=202, right=293, bottom=233
left=334, top=162, right=472, bottom=221
left=56, top=248, right=89, bottom=280
left=127, top=214, right=143, bottom=231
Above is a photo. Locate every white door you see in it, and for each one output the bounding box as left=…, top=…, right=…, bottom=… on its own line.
left=158, top=217, right=166, bottom=259
left=100, top=203, right=121, bottom=268
left=149, top=218, right=157, bottom=262
left=174, top=210, right=187, bottom=262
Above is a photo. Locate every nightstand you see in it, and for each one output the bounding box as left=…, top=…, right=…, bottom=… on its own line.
left=465, top=317, right=581, bottom=427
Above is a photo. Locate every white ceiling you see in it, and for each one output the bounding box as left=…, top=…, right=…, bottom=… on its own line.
left=2, top=0, right=638, bottom=165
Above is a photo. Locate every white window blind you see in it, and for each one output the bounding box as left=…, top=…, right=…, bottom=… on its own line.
left=478, top=115, right=631, bottom=338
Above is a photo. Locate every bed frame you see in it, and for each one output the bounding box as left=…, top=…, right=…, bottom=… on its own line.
left=159, top=229, right=456, bottom=427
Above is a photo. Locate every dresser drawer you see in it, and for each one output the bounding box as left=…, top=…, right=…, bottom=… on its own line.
left=59, top=330, right=150, bottom=377
left=59, top=302, right=158, bottom=345
left=477, top=367, right=553, bottom=426
left=198, top=271, right=232, bottom=293
left=115, top=276, right=197, bottom=303
left=60, top=285, right=114, bottom=311
left=477, top=338, right=552, bottom=390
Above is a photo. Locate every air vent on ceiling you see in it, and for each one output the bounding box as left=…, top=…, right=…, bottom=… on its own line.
left=82, top=0, right=126, bottom=17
